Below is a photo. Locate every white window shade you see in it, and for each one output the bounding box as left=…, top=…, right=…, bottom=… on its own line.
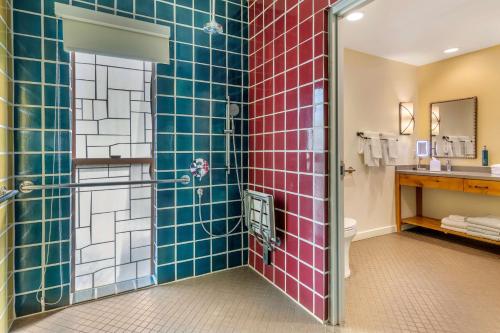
left=55, top=3, right=170, bottom=64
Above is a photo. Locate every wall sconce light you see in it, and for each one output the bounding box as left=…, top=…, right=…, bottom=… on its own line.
left=399, top=102, right=415, bottom=135
left=431, top=105, right=440, bottom=136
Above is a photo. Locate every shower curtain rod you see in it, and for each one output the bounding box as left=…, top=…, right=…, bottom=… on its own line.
left=19, top=175, right=191, bottom=194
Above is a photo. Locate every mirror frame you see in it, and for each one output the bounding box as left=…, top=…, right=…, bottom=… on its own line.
left=429, top=96, right=478, bottom=159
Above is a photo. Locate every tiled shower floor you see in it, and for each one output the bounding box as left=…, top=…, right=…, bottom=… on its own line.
left=11, top=229, right=500, bottom=333
left=11, top=267, right=330, bottom=333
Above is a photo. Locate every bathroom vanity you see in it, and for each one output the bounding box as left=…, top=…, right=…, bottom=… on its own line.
left=395, top=167, right=500, bottom=245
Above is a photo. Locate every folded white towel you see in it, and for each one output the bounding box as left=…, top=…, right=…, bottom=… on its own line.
left=449, top=215, right=467, bottom=222
left=467, top=223, right=500, bottom=234
left=467, top=225, right=500, bottom=237
left=466, top=216, right=500, bottom=230
left=466, top=230, right=500, bottom=241
left=442, top=225, right=467, bottom=233
left=441, top=218, right=468, bottom=230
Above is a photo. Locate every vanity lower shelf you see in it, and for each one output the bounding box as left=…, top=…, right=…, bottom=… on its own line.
left=402, top=216, right=500, bottom=246
left=396, top=171, right=500, bottom=246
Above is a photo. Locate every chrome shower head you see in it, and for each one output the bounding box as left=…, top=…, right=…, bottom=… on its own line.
left=203, top=19, right=223, bottom=35
left=229, top=104, right=240, bottom=117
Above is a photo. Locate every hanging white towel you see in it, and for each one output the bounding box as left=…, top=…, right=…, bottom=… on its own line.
left=370, top=137, right=382, bottom=159
left=363, top=141, right=379, bottom=167
left=463, top=137, right=474, bottom=156
left=381, top=141, right=397, bottom=166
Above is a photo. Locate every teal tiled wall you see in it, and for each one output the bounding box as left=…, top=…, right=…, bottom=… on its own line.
left=13, top=0, right=248, bottom=318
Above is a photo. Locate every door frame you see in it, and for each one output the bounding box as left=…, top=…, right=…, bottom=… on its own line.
left=328, top=0, right=374, bottom=325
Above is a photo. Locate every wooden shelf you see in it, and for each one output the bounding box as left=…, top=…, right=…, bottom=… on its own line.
left=402, top=216, right=500, bottom=246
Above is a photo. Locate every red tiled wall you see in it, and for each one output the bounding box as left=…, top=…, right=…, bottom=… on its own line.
left=247, top=0, right=335, bottom=321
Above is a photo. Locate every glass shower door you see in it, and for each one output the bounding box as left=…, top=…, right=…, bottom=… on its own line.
left=71, top=52, right=155, bottom=302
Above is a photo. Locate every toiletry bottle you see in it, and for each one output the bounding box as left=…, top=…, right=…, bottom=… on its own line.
left=482, top=146, right=489, bottom=167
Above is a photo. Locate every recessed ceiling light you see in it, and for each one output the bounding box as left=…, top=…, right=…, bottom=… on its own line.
left=346, top=12, right=364, bottom=21
left=444, top=48, right=459, bottom=54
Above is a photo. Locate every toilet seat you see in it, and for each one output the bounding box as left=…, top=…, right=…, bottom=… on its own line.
left=344, top=217, right=358, bottom=278
left=344, top=217, right=357, bottom=231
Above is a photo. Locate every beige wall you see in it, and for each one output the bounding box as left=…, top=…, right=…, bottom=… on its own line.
left=343, top=49, right=417, bottom=239
left=417, top=44, right=500, bottom=165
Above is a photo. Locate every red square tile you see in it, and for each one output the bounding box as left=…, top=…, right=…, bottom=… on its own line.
left=275, top=173, right=285, bottom=192
left=299, top=174, right=313, bottom=196
left=286, top=109, right=298, bottom=130
left=286, top=275, right=298, bottom=300
left=299, top=61, right=314, bottom=86
left=314, top=246, right=327, bottom=271
left=286, top=253, right=298, bottom=278
left=264, top=170, right=273, bottom=188
left=286, top=193, right=298, bottom=214
left=299, top=284, right=314, bottom=313
left=274, top=132, right=285, bottom=150
left=274, top=189, right=286, bottom=209
left=286, top=27, right=298, bottom=51
left=286, top=89, right=298, bottom=110
left=314, top=294, right=327, bottom=321
left=275, top=73, right=285, bottom=93
left=299, top=240, right=314, bottom=266
left=275, top=248, right=286, bottom=270
left=299, top=17, right=313, bottom=43
left=285, top=152, right=298, bottom=172
left=285, top=131, right=298, bottom=151
left=286, top=213, right=298, bottom=235
left=299, top=107, right=313, bottom=128
left=298, top=130, right=313, bottom=151
left=285, top=66, right=298, bottom=90
left=299, top=84, right=313, bottom=107
left=299, top=262, right=314, bottom=289
left=275, top=210, right=286, bottom=230
left=313, top=222, right=326, bottom=247
left=275, top=268, right=286, bottom=291
left=299, top=218, right=313, bottom=242
left=275, top=111, right=286, bottom=131
left=299, top=39, right=313, bottom=64
left=314, top=271, right=328, bottom=296
left=299, top=196, right=313, bottom=219
left=299, top=0, right=313, bottom=22
left=274, top=152, right=285, bottom=170
left=264, top=262, right=274, bottom=281
left=255, top=255, right=264, bottom=274
left=285, top=234, right=298, bottom=257
left=264, top=133, right=273, bottom=150
left=285, top=170, right=298, bottom=192
left=286, top=7, right=298, bottom=31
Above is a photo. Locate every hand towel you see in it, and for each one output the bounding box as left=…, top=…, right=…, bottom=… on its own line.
left=369, top=137, right=382, bottom=159
left=466, top=216, right=500, bottom=230
left=467, top=225, right=500, bottom=237
left=441, top=218, right=468, bottom=230
left=466, top=230, right=500, bottom=241
left=363, top=141, right=379, bottom=167
left=381, top=141, right=397, bottom=166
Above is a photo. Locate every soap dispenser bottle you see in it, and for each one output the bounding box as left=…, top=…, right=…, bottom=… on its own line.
left=482, top=146, right=489, bottom=167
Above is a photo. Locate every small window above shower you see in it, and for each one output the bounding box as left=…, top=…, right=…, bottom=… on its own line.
left=74, top=52, right=153, bottom=159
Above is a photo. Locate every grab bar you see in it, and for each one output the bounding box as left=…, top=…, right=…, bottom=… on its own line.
left=19, top=175, right=191, bottom=194
left=0, top=187, right=19, bottom=203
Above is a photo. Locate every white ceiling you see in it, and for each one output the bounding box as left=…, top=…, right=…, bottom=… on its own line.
left=340, top=0, right=500, bottom=66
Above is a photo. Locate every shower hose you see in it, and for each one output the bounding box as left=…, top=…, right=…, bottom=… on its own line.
left=197, top=116, right=244, bottom=237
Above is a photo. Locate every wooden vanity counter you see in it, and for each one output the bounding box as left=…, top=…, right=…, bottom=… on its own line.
left=395, top=168, right=500, bottom=246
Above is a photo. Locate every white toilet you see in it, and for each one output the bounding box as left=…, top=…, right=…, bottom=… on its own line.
left=344, top=217, right=358, bottom=278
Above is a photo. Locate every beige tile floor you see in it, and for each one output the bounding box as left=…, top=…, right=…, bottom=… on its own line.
left=11, top=228, right=500, bottom=333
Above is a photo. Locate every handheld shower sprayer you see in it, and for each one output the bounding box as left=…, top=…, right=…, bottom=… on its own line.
left=225, top=97, right=240, bottom=174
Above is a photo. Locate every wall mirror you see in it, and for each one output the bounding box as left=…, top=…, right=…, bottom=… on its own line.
left=430, top=97, right=477, bottom=159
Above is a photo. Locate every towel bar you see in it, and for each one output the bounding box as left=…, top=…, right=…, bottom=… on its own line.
left=0, top=187, right=19, bottom=204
